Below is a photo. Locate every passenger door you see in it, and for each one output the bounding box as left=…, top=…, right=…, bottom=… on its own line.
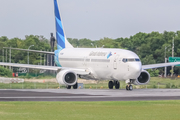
left=113, top=55, right=119, bottom=70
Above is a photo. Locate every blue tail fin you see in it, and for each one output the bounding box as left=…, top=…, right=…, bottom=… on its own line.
left=54, top=0, right=73, bottom=50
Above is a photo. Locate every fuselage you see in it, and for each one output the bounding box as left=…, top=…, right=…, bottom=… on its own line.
left=55, top=48, right=142, bottom=81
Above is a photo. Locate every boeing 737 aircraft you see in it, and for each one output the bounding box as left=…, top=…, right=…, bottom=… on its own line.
left=1, top=0, right=180, bottom=90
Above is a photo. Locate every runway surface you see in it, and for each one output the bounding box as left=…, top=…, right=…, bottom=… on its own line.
left=0, top=89, right=180, bottom=101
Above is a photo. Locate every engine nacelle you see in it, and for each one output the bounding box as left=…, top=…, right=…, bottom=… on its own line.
left=56, top=69, right=77, bottom=86
left=132, top=70, right=150, bottom=85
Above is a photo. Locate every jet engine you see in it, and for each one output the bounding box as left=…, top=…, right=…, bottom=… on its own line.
left=132, top=70, right=150, bottom=85
left=56, top=69, right=77, bottom=86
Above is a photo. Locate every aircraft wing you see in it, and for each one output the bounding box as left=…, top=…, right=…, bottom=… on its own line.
left=142, top=62, right=180, bottom=70
left=3, top=47, right=54, bottom=54
left=0, top=62, right=89, bottom=75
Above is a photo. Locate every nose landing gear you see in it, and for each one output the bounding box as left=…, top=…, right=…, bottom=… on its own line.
left=108, top=81, right=120, bottom=89
left=126, top=84, right=133, bottom=91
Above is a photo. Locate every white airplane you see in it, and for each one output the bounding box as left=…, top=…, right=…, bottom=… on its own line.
left=1, top=0, right=180, bottom=91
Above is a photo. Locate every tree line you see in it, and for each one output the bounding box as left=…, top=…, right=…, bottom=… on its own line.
left=1, top=31, right=180, bottom=76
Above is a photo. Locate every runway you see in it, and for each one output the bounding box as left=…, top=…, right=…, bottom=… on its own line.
left=0, top=89, right=180, bottom=101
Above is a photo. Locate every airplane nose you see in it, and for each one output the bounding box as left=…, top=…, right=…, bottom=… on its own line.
left=130, top=63, right=142, bottom=78
left=132, top=63, right=142, bottom=72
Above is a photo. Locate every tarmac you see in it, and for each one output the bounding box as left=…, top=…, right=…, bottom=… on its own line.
left=0, top=89, right=180, bottom=101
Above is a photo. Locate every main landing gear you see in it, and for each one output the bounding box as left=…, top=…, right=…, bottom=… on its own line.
left=108, top=81, right=120, bottom=89
left=66, top=82, right=78, bottom=89
left=126, top=84, right=133, bottom=91
left=108, top=81, right=133, bottom=91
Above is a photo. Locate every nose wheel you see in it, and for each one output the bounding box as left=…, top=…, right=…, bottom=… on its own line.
left=126, top=85, right=133, bottom=91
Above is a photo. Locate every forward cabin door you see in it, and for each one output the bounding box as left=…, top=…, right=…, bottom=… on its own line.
left=113, top=55, right=119, bottom=70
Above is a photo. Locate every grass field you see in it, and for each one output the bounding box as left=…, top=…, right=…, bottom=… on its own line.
left=0, top=101, right=180, bottom=120
left=0, top=77, right=180, bottom=89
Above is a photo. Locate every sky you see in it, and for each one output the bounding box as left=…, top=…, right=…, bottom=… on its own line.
left=0, top=0, right=180, bottom=40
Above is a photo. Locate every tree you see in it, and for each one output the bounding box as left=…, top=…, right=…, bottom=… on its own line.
left=1, top=30, right=180, bottom=75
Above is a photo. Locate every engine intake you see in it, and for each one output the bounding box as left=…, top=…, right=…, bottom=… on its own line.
left=132, top=70, right=150, bottom=85
left=56, top=70, right=77, bottom=86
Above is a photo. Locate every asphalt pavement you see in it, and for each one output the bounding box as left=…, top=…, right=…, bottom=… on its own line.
left=0, top=89, right=180, bottom=101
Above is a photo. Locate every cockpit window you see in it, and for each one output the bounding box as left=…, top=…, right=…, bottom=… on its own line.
left=122, top=58, right=140, bottom=63
left=122, top=58, right=127, bottom=62
left=135, top=58, right=140, bottom=61
left=128, top=59, right=135, bottom=62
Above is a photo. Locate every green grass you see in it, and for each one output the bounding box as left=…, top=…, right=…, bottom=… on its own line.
left=0, top=77, right=180, bottom=89
left=83, top=77, right=180, bottom=89
left=18, top=75, right=56, bottom=79
left=143, top=77, right=180, bottom=89
left=0, top=82, right=63, bottom=89
left=0, top=101, right=180, bottom=120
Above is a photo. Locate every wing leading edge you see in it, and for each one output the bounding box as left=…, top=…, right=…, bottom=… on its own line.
left=142, top=62, right=180, bottom=70
left=0, top=62, right=89, bottom=75
left=3, top=47, right=54, bottom=54
left=1, top=62, right=180, bottom=75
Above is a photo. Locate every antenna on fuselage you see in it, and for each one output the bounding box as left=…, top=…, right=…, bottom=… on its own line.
left=91, top=43, right=94, bottom=47
left=91, top=43, right=98, bottom=48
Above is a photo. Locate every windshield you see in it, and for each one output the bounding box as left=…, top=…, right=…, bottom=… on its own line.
left=122, top=58, right=140, bottom=63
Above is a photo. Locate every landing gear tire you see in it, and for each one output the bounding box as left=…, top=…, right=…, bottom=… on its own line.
left=126, top=85, right=133, bottom=91
left=115, top=81, right=120, bottom=89
left=126, top=85, right=129, bottom=90
left=108, top=81, right=114, bottom=89
left=129, top=85, right=133, bottom=91
left=67, top=86, right=71, bottom=89
left=73, top=83, right=78, bottom=89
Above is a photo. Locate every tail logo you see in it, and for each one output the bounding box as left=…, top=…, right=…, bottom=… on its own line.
left=54, top=0, right=65, bottom=50
left=107, top=52, right=112, bottom=59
